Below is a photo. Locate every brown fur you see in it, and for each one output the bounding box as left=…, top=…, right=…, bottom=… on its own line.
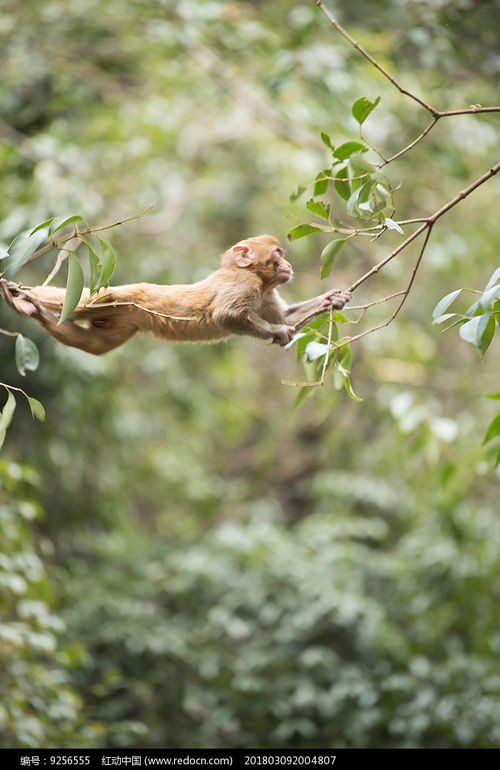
left=0, top=235, right=351, bottom=355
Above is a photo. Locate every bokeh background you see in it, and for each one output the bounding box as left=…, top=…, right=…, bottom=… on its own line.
left=1, top=0, right=499, bottom=748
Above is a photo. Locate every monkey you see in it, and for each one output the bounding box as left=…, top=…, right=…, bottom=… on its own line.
left=0, top=234, right=351, bottom=356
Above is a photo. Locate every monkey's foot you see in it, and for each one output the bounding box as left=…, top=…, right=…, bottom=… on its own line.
left=0, top=279, right=46, bottom=318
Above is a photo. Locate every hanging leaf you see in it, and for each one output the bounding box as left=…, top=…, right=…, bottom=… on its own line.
left=27, top=396, right=46, bottom=422
left=306, top=199, right=331, bottom=220
left=293, top=385, right=314, bottom=410
left=290, top=185, right=306, bottom=201
left=458, top=312, right=491, bottom=349
left=335, top=362, right=363, bottom=401
left=432, top=289, right=463, bottom=320
left=0, top=390, right=17, bottom=450
left=287, top=224, right=322, bottom=241
left=320, top=132, right=334, bottom=150
left=485, top=266, right=500, bottom=291
left=97, top=238, right=116, bottom=288
left=346, top=184, right=365, bottom=214
left=483, top=414, right=500, bottom=444
left=333, top=142, right=368, bottom=161
left=86, top=240, right=101, bottom=294
left=349, top=152, right=374, bottom=174
left=58, top=253, right=84, bottom=324
left=320, top=237, right=350, bottom=279
left=30, top=218, right=56, bottom=235
left=305, top=341, right=329, bottom=361
left=384, top=217, right=404, bottom=235
left=479, top=284, right=500, bottom=309
left=15, top=335, right=40, bottom=376
left=352, top=96, right=381, bottom=125
left=49, top=214, right=84, bottom=235
left=334, top=166, right=351, bottom=201
left=432, top=312, right=459, bottom=326
left=313, top=169, right=331, bottom=196
left=478, top=315, right=495, bottom=356
left=4, top=227, right=51, bottom=277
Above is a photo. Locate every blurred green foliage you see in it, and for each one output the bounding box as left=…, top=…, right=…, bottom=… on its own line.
left=1, top=0, right=499, bottom=749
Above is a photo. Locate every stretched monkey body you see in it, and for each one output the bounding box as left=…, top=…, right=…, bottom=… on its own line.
left=1, top=234, right=351, bottom=355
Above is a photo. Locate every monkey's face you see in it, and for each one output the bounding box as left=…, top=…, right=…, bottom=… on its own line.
left=222, top=234, right=293, bottom=287
left=270, top=244, right=293, bottom=285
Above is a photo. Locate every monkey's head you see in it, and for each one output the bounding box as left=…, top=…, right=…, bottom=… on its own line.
left=221, top=234, right=293, bottom=288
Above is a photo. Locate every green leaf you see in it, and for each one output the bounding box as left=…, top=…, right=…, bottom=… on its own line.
left=432, top=289, right=462, bottom=320
left=4, top=228, right=51, bottom=277
left=0, top=390, right=16, bottom=450
left=320, top=238, right=350, bottom=279
left=485, top=392, right=500, bottom=401
left=49, top=214, right=84, bottom=235
left=349, top=152, right=374, bottom=174
left=384, top=217, right=404, bottom=235
left=320, top=132, right=333, bottom=150
left=86, top=240, right=101, bottom=294
left=352, top=96, right=381, bottom=125
left=478, top=315, right=495, bottom=356
left=432, top=312, right=459, bottom=326
left=15, top=335, right=40, bottom=377
left=334, top=167, right=351, bottom=201
left=333, top=142, right=368, bottom=161
left=483, top=414, right=500, bottom=444
left=293, top=385, right=314, bottom=410
left=58, top=253, right=84, bottom=324
left=305, top=341, right=328, bottom=361
left=485, top=266, right=500, bottom=290
left=313, top=169, right=330, bottom=196
left=346, top=184, right=365, bottom=214
left=97, top=239, right=116, bottom=288
left=287, top=224, right=322, bottom=241
left=295, top=332, right=312, bottom=361
left=290, top=185, right=306, bottom=202
left=464, top=300, right=480, bottom=317
left=306, top=199, right=331, bottom=220
left=336, top=362, right=363, bottom=401
left=459, top=312, right=490, bottom=348
left=305, top=315, right=331, bottom=333
left=27, top=396, right=46, bottom=422
left=30, top=218, right=56, bottom=235
left=337, top=343, right=352, bottom=369
left=479, top=283, right=500, bottom=309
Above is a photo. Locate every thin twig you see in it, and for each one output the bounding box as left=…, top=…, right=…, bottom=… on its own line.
left=319, top=306, right=335, bottom=384
left=41, top=244, right=75, bottom=286
left=378, top=116, right=440, bottom=167
left=348, top=162, right=500, bottom=292
left=25, top=206, right=154, bottom=266
left=315, top=1, right=500, bottom=167
left=346, top=290, right=407, bottom=310
left=334, top=226, right=434, bottom=353
left=315, top=1, right=439, bottom=115
left=439, top=106, right=500, bottom=117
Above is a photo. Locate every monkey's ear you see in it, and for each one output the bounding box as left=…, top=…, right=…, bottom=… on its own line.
left=232, top=243, right=255, bottom=268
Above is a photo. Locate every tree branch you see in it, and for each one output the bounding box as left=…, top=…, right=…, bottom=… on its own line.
left=24, top=206, right=154, bottom=266
left=315, top=1, right=500, bottom=167
left=315, top=1, right=439, bottom=115
left=348, top=162, right=500, bottom=293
